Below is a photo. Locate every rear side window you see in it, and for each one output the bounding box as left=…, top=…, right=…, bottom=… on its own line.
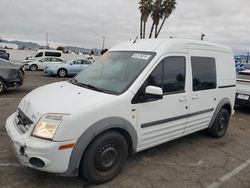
left=51, top=58, right=63, bottom=62
left=39, top=58, right=50, bottom=62
left=45, top=52, right=61, bottom=57
left=191, top=57, right=216, bottom=91
left=73, top=60, right=82, bottom=64
left=83, top=60, right=91, bottom=64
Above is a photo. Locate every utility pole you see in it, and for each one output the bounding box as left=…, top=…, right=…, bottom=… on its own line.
left=102, top=36, right=106, bottom=50
left=201, top=33, right=205, bottom=40
left=46, top=32, right=49, bottom=49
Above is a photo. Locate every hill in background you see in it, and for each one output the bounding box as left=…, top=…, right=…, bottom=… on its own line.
left=1, top=39, right=100, bottom=54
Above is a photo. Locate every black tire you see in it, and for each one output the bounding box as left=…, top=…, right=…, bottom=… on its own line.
left=58, top=69, right=67, bottom=77
left=30, top=64, right=38, bottom=71
left=207, top=108, right=230, bottom=138
left=80, top=131, right=128, bottom=184
left=0, top=78, right=6, bottom=95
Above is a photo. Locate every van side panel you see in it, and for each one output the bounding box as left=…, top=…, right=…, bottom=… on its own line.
left=215, top=51, right=236, bottom=114
left=186, top=49, right=217, bottom=134
left=185, top=45, right=235, bottom=135
left=216, top=51, right=236, bottom=88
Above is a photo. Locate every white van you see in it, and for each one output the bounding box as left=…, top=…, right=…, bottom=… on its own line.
left=23, top=49, right=63, bottom=63
left=5, top=39, right=236, bottom=184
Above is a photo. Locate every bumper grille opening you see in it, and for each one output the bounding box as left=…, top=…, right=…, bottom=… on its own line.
left=15, top=108, right=33, bottom=134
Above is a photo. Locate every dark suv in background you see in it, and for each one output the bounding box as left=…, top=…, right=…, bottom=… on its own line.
left=0, top=58, right=24, bottom=94
left=0, top=50, right=10, bottom=60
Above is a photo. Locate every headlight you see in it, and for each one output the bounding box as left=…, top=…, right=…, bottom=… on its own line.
left=32, top=114, right=67, bottom=140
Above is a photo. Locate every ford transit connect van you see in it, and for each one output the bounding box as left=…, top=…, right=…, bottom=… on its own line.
left=5, top=39, right=236, bottom=184
left=23, top=49, right=63, bottom=63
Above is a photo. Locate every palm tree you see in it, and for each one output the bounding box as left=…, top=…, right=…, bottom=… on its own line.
left=149, top=0, right=163, bottom=38
left=139, top=0, right=153, bottom=39
left=139, top=0, right=144, bottom=39
left=156, top=0, right=177, bottom=38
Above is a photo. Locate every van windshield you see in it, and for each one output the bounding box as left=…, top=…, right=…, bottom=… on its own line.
left=72, top=51, right=155, bottom=95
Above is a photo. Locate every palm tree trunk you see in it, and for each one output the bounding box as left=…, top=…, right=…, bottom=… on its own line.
left=149, top=23, right=154, bottom=38
left=155, top=24, right=158, bottom=38
left=156, top=16, right=167, bottom=38
left=143, top=22, right=146, bottom=38
left=140, top=18, right=143, bottom=39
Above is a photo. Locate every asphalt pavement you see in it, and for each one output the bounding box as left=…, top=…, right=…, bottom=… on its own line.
left=0, top=71, right=250, bottom=188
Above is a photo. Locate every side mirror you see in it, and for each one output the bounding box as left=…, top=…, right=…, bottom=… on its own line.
left=145, top=86, right=163, bottom=100
left=70, top=63, right=73, bottom=65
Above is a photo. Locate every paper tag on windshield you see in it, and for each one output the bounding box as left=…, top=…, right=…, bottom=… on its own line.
left=131, top=53, right=151, bottom=60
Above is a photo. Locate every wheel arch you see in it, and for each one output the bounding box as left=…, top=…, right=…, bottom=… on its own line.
left=208, top=97, right=232, bottom=128
left=60, top=117, right=138, bottom=177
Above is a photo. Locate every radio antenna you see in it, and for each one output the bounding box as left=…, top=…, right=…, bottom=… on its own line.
left=133, top=36, right=138, bottom=44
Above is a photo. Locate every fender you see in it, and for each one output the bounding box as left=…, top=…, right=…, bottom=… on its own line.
left=208, top=97, right=232, bottom=128
left=61, top=117, right=138, bottom=177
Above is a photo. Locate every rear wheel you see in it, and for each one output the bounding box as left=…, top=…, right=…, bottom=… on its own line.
left=207, top=108, right=230, bottom=138
left=80, top=131, right=128, bottom=184
left=58, top=69, right=67, bottom=77
left=30, top=64, right=38, bottom=71
left=0, top=78, right=6, bottom=95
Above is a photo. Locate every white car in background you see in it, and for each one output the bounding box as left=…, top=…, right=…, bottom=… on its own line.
left=25, top=57, right=65, bottom=71
left=236, top=69, right=250, bottom=107
left=23, top=49, right=63, bottom=64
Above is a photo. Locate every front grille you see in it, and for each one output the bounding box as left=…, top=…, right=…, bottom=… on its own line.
left=15, top=108, right=33, bottom=134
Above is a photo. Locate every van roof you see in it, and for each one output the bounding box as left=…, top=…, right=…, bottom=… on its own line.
left=110, top=38, right=232, bottom=54
left=36, top=49, right=62, bottom=53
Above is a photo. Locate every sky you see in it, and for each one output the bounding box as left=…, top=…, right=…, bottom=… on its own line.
left=0, top=0, right=249, bottom=54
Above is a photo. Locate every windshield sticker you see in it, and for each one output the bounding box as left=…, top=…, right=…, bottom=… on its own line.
left=131, top=53, right=151, bottom=60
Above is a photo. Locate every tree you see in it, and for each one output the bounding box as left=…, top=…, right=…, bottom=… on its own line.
left=139, top=0, right=153, bottom=39
left=139, top=0, right=177, bottom=39
left=56, top=46, right=64, bottom=52
left=100, top=49, right=109, bottom=55
left=156, top=0, right=176, bottom=38
left=149, top=0, right=163, bottom=38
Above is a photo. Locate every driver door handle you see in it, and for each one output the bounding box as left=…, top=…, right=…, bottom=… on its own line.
left=179, top=96, right=188, bottom=102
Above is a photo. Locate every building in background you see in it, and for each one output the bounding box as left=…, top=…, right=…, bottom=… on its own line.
left=0, top=42, right=18, bottom=50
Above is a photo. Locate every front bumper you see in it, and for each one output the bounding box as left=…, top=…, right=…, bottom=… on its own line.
left=235, top=93, right=250, bottom=106
left=5, top=113, right=77, bottom=173
left=5, top=69, right=25, bottom=89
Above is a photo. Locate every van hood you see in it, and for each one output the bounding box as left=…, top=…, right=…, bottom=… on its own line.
left=18, top=81, right=114, bottom=123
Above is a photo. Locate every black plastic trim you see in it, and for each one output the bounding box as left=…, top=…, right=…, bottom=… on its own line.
left=141, top=108, right=214, bottom=128
left=218, top=85, right=236, bottom=89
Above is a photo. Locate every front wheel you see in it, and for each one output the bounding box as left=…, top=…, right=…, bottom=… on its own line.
left=207, top=108, right=230, bottom=138
left=80, top=131, right=128, bottom=184
left=58, top=69, right=67, bottom=77
left=30, top=64, right=38, bottom=71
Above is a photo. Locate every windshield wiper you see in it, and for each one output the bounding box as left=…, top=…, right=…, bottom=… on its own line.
left=80, top=83, right=104, bottom=92
left=69, top=78, right=104, bottom=92
left=69, top=78, right=81, bottom=85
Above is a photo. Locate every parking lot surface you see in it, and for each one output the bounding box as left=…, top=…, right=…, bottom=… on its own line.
left=0, top=71, right=250, bottom=188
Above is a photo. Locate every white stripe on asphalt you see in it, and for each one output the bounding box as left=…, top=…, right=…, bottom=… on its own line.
left=0, top=98, right=17, bottom=100
left=207, top=159, right=250, bottom=188
left=0, top=163, right=21, bottom=167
